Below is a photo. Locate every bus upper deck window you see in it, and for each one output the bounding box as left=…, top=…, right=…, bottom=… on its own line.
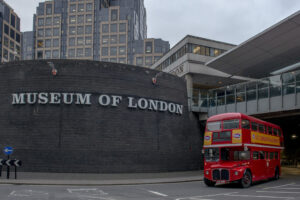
left=242, top=120, right=250, bottom=129
left=258, top=124, right=265, bottom=133
left=223, top=119, right=240, bottom=129
left=268, top=127, right=272, bottom=135
left=251, top=122, right=258, bottom=131
left=207, top=121, right=221, bottom=131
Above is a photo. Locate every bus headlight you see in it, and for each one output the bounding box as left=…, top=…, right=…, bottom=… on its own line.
left=234, top=171, right=239, bottom=176
left=206, top=170, right=209, bottom=175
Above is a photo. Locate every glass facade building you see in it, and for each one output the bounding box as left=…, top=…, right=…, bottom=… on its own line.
left=0, top=0, right=21, bottom=62
left=30, top=0, right=169, bottom=66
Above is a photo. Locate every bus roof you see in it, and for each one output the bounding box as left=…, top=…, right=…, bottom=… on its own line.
left=207, top=113, right=281, bottom=129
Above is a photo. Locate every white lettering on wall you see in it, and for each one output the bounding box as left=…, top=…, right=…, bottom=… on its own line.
left=11, top=92, right=184, bottom=115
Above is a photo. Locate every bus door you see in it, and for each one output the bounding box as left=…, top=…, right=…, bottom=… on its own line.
left=252, top=151, right=267, bottom=180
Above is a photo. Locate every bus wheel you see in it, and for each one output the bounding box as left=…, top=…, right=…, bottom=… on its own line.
left=274, top=168, right=280, bottom=180
left=204, top=178, right=216, bottom=187
left=240, top=171, right=252, bottom=188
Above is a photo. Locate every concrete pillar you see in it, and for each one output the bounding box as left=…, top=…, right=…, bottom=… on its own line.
left=185, top=74, right=193, bottom=109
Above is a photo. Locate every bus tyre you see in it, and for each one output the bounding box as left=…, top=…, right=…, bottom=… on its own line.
left=274, top=168, right=280, bottom=180
left=240, top=171, right=252, bottom=188
left=204, top=178, right=216, bottom=187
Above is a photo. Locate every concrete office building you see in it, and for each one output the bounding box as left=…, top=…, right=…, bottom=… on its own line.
left=22, top=31, right=34, bottom=60
left=0, top=0, right=21, bottom=62
left=133, top=38, right=170, bottom=67
left=30, top=0, right=169, bottom=67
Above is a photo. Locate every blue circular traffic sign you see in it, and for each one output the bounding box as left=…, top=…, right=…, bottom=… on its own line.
left=4, top=147, right=13, bottom=155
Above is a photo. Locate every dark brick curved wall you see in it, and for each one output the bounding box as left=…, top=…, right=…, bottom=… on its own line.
left=0, top=60, right=202, bottom=173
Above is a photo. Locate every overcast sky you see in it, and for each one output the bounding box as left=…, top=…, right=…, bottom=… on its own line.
left=5, top=0, right=300, bottom=47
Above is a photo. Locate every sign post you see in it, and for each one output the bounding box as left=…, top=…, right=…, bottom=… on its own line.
left=4, top=147, right=13, bottom=179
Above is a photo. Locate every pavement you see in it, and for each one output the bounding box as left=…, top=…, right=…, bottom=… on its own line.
left=0, top=170, right=203, bottom=186
left=0, top=166, right=299, bottom=186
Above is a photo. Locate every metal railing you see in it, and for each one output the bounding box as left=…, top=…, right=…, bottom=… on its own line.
left=189, top=69, right=300, bottom=115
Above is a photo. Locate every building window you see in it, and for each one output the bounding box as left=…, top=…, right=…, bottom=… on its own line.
left=119, top=23, right=126, bottom=32
left=110, top=24, right=117, bottom=33
left=16, top=33, right=20, bottom=43
left=45, top=50, right=51, bottom=59
left=102, top=47, right=108, bottom=56
left=86, top=3, right=93, bottom=12
left=119, top=46, right=126, bottom=55
left=68, top=49, right=75, bottom=58
left=38, top=18, right=44, bottom=26
left=86, top=14, right=92, bottom=23
left=77, top=37, right=84, bottom=45
left=145, top=41, right=152, bottom=54
left=52, top=50, right=59, bottom=58
left=85, top=25, right=92, bottom=34
left=111, top=9, right=118, bottom=21
left=3, top=49, right=8, bottom=60
left=119, top=57, right=126, bottom=64
left=45, top=28, right=52, bottom=37
left=110, top=35, right=117, bottom=44
left=77, top=26, right=84, bottom=35
left=37, top=51, right=43, bottom=59
left=53, top=17, right=60, bottom=25
left=37, top=40, right=44, bottom=48
left=145, top=56, right=153, bottom=66
left=46, top=4, right=52, bottom=15
left=4, top=24, right=9, bottom=35
left=77, top=15, right=84, bottom=24
left=45, top=39, right=52, bottom=48
left=16, top=45, right=21, bottom=55
left=69, top=16, right=76, bottom=24
left=110, top=58, right=117, bottom=63
left=78, top=4, right=84, bottom=12
left=16, top=17, right=20, bottom=30
left=46, top=17, right=52, bottom=26
left=69, top=27, right=76, bottom=35
left=119, top=34, right=126, bottom=44
left=102, top=35, right=109, bottom=44
left=70, top=4, right=76, bottom=13
left=85, top=36, right=92, bottom=45
left=9, top=41, right=14, bottom=51
left=9, top=53, right=14, bottom=61
left=69, top=38, right=75, bottom=46
left=136, top=57, right=143, bottom=66
left=53, top=28, right=59, bottom=36
left=53, top=39, right=59, bottom=47
left=110, top=47, right=117, bottom=56
left=10, top=29, right=15, bottom=39
left=10, top=14, right=15, bottom=27
left=4, top=37, right=9, bottom=47
left=38, top=29, right=44, bottom=37
left=77, top=48, right=84, bottom=57
left=85, top=48, right=92, bottom=57
left=102, top=24, right=109, bottom=33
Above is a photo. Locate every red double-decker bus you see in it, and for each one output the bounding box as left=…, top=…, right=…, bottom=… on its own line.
left=203, top=113, right=284, bottom=188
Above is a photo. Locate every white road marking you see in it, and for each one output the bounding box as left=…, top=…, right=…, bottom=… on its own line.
left=78, top=196, right=115, bottom=200
left=9, top=190, right=49, bottom=198
left=263, top=183, right=296, bottom=190
left=175, top=192, right=237, bottom=200
left=148, top=190, right=168, bottom=197
left=276, top=188, right=300, bottom=190
left=67, top=188, right=108, bottom=195
left=226, top=193, right=294, bottom=199
left=257, top=191, right=300, bottom=194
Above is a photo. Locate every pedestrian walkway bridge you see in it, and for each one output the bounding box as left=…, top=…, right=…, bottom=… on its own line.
left=189, top=69, right=300, bottom=117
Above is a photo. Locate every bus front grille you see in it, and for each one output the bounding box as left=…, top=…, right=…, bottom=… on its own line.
left=221, top=169, right=229, bottom=180
left=212, top=169, right=220, bottom=180
left=212, top=169, right=229, bottom=181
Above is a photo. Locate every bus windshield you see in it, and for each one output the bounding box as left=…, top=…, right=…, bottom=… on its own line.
left=204, top=148, right=219, bottom=162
